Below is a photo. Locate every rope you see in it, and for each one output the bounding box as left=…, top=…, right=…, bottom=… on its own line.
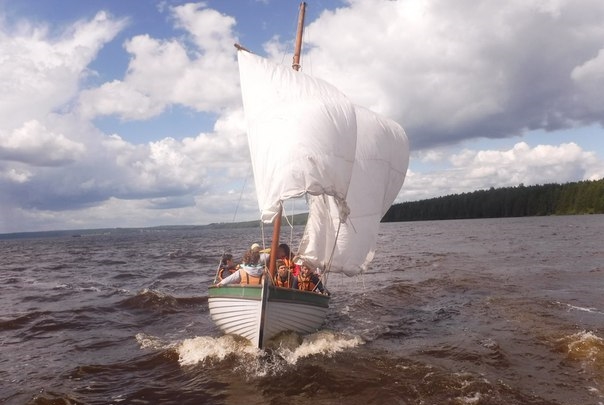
left=231, top=172, right=250, bottom=223
left=320, top=219, right=343, bottom=289
left=212, top=251, right=227, bottom=284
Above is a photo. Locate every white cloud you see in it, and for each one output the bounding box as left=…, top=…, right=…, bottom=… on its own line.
left=571, top=48, right=604, bottom=112
left=0, top=120, right=85, bottom=166
left=2, top=1, right=604, bottom=233
left=77, top=4, right=241, bottom=120
left=301, top=0, right=604, bottom=147
left=0, top=11, right=127, bottom=131
left=78, top=79, right=165, bottom=120
left=0, top=4, right=254, bottom=232
left=400, top=142, right=603, bottom=201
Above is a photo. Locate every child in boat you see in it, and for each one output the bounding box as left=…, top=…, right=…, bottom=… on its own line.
left=216, top=249, right=264, bottom=286
left=276, top=243, right=299, bottom=276
left=292, top=261, right=328, bottom=294
left=217, top=253, right=238, bottom=281
left=273, top=259, right=294, bottom=288
left=251, top=242, right=270, bottom=266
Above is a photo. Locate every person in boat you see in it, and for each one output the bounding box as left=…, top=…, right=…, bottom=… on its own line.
left=251, top=242, right=270, bottom=266
left=273, top=259, right=295, bottom=288
left=292, top=261, right=328, bottom=295
left=276, top=243, right=299, bottom=276
left=217, top=253, right=238, bottom=281
left=216, top=249, right=264, bottom=286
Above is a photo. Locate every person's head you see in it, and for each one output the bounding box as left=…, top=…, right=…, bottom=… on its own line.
left=221, top=253, right=233, bottom=265
left=277, top=243, right=291, bottom=259
left=243, top=249, right=260, bottom=265
left=300, top=261, right=313, bottom=275
left=276, top=259, right=287, bottom=276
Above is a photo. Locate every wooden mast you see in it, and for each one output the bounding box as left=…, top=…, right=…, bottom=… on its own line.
left=292, top=2, right=306, bottom=71
left=268, top=2, right=306, bottom=279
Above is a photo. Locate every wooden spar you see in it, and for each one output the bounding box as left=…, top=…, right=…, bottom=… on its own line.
left=292, top=2, right=306, bottom=71
left=234, top=43, right=251, bottom=53
left=268, top=2, right=306, bottom=279
left=268, top=205, right=282, bottom=279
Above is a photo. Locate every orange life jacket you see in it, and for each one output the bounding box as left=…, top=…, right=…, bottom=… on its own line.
left=218, top=266, right=237, bottom=281
left=296, top=274, right=318, bottom=292
left=239, top=268, right=262, bottom=285
left=274, top=273, right=294, bottom=288
left=280, top=257, right=300, bottom=276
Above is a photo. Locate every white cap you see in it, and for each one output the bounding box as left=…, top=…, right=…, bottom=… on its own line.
left=251, top=243, right=261, bottom=251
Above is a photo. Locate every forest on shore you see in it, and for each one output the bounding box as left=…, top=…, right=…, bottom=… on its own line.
left=3, top=179, right=602, bottom=239
left=382, top=179, right=604, bottom=222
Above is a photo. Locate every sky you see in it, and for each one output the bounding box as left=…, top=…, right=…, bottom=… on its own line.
left=1, top=0, right=604, bottom=234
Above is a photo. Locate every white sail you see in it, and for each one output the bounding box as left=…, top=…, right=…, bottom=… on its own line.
left=237, top=51, right=357, bottom=224
left=300, top=106, right=409, bottom=275
left=237, top=50, right=409, bottom=276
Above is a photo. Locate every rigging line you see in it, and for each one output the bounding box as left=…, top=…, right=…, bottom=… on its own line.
left=232, top=170, right=250, bottom=223
left=300, top=5, right=312, bottom=75
left=259, top=220, right=270, bottom=271
left=279, top=199, right=298, bottom=259
left=280, top=3, right=305, bottom=67
left=322, top=219, right=343, bottom=288
left=283, top=199, right=296, bottom=246
left=260, top=221, right=266, bottom=250
left=213, top=250, right=227, bottom=284
left=288, top=198, right=296, bottom=248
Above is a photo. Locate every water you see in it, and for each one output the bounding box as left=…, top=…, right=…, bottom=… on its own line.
left=1, top=216, right=603, bottom=404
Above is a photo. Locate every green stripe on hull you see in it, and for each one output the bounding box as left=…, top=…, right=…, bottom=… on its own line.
left=208, top=285, right=329, bottom=308
left=268, top=287, right=330, bottom=308
left=208, top=285, right=262, bottom=300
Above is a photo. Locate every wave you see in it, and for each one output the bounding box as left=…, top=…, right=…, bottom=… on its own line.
left=172, top=330, right=363, bottom=376
left=119, top=289, right=207, bottom=314
left=555, top=301, right=604, bottom=315
left=559, top=330, right=603, bottom=360
left=96, top=259, right=129, bottom=266
left=112, top=272, right=146, bottom=280
left=26, top=391, right=85, bottom=405
left=156, top=270, right=197, bottom=280
left=556, top=330, right=604, bottom=378
left=0, top=311, right=50, bottom=331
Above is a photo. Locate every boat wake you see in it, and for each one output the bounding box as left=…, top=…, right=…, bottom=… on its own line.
left=555, top=301, right=604, bottom=315
left=136, top=330, right=364, bottom=376
left=555, top=330, right=604, bottom=388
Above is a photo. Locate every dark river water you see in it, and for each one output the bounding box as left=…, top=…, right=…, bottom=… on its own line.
left=1, top=215, right=603, bottom=404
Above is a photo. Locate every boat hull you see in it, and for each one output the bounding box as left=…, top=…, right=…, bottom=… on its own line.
left=208, top=282, right=329, bottom=348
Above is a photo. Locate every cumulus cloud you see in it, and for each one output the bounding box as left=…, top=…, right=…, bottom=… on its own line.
left=0, top=120, right=85, bottom=166
left=0, top=4, right=254, bottom=232
left=400, top=142, right=603, bottom=201
left=1, top=1, right=604, bottom=233
left=78, top=3, right=240, bottom=120
left=301, top=0, right=604, bottom=148
left=0, top=11, right=127, bottom=130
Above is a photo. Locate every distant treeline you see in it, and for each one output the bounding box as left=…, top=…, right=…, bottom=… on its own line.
left=382, top=179, right=604, bottom=222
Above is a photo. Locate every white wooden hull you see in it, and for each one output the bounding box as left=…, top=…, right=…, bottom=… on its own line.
left=208, top=282, right=329, bottom=348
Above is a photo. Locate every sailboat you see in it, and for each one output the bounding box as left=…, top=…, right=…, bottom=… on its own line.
left=208, top=2, right=409, bottom=349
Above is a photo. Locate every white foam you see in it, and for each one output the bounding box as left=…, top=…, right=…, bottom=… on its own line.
left=135, top=332, right=175, bottom=350
left=275, top=330, right=363, bottom=365
left=559, top=330, right=604, bottom=368
left=175, top=330, right=363, bottom=373
left=177, top=335, right=257, bottom=366
left=556, top=301, right=604, bottom=315
left=457, top=392, right=482, bottom=404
